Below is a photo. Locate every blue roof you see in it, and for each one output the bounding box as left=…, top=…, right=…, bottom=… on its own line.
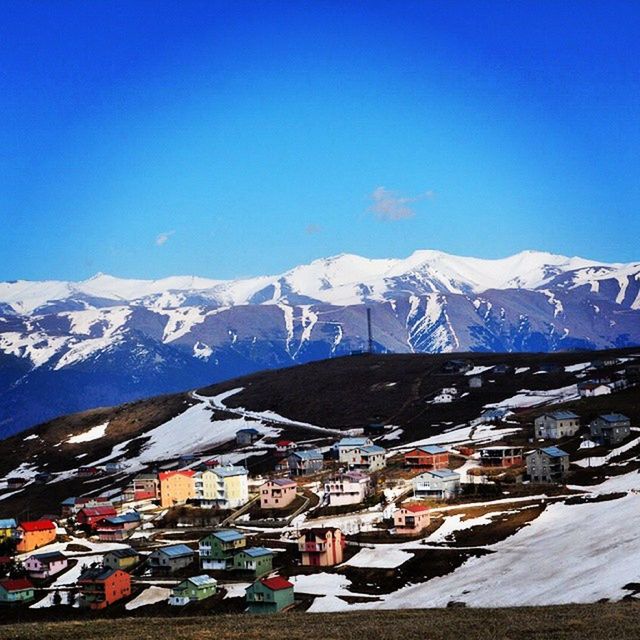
left=548, top=411, right=579, bottom=420
left=212, top=466, right=248, bottom=477
left=31, top=551, right=66, bottom=563
left=360, top=445, right=385, bottom=454
left=103, top=512, right=141, bottom=525
left=186, top=574, right=217, bottom=587
left=158, top=544, right=194, bottom=558
left=61, top=497, right=76, bottom=506
left=336, top=437, right=370, bottom=447
left=425, top=469, right=461, bottom=480
left=0, top=518, right=17, bottom=529
left=237, top=428, right=261, bottom=435
left=414, top=445, right=447, bottom=455
left=540, top=446, right=570, bottom=458
left=600, top=413, right=629, bottom=423
left=210, top=529, right=245, bottom=542
left=293, top=449, right=323, bottom=460
left=242, top=546, right=273, bottom=558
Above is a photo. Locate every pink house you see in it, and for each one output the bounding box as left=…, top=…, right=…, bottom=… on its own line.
left=393, top=504, right=430, bottom=536
left=24, top=551, right=68, bottom=579
left=260, top=478, right=297, bottom=509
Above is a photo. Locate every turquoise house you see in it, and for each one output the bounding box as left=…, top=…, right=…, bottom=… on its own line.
left=246, top=575, right=294, bottom=614
left=0, top=578, right=35, bottom=605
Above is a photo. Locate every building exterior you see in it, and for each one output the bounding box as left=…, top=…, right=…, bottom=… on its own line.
left=6, top=478, right=27, bottom=491
left=78, top=567, right=131, bottom=609
left=0, top=578, right=35, bottom=605
left=404, top=445, right=449, bottom=469
left=260, top=478, right=297, bottom=509
left=333, top=438, right=374, bottom=462
left=76, top=505, right=118, bottom=530
left=393, top=504, right=430, bottom=535
left=168, top=575, right=218, bottom=606
left=77, top=466, right=101, bottom=478
left=195, top=466, right=249, bottom=509
left=323, top=471, right=371, bottom=507
left=297, top=528, right=344, bottom=567
left=526, top=447, right=570, bottom=483
left=350, top=445, right=387, bottom=472
left=578, top=382, right=612, bottom=398
left=469, top=376, right=483, bottom=389
left=24, top=551, right=68, bottom=579
left=236, top=428, right=261, bottom=446
left=158, top=470, right=196, bottom=509
left=0, top=519, right=17, bottom=542
left=61, top=496, right=112, bottom=517
left=534, top=411, right=580, bottom=440
left=433, top=388, right=458, bottom=404
left=413, top=469, right=461, bottom=499
left=131, top=473, right=160, bottom=501
left=199, top=529, right=246, bottom=570
left=589, top=414, right=631, bottom=446
left=275, top=440, right=297, bottom=456
left=245, top=576, right=294, bottom=614
left=95, top=512, right=141, bottom=541
left=232, top=547, right=274, bottom=577
left=15, top=520, right=57, bottom=553
left=147, top=544, right=195, bottom=575
left=442, top=359, right=472, bottom=374
left=479, top=446, right=524, bottom=468
left=287, top=449, right=324, bottom=476
left=103, top=548, right=140, bottom=571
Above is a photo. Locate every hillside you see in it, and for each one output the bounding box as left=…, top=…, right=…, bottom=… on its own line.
left=2, top=249, right=640, bottom=437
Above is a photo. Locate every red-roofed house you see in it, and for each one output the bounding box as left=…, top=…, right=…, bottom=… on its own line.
left=297, top=528, right=345, bottom=566
left=275, top=440, right=297, bottom=457
left=0, top=578, right=35, bottom=604
left=15, top=520, right=57, bottom=553
left=393, top=504, right=430, bottom=536
left=246, top=575, right=294, bottom=613
left=76, top=505, right=118, bottom=530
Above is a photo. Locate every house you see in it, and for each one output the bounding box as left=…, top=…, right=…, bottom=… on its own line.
left=232, top=547, right=274, bottom=577
left=589, top=414, right=631, bottom=446
left=442, top=359, right=472, bottom=374
left=15, top=520, right=57, bottom=553
left=0, top=519, right=17, bottom=541
left=534, top=411, right=580, bottom=440
left=199, top=529, right=246, bottom=570
left=297, top=528, right=344, bottom=567
left=95, top=512, right=141, bottom=541
left=260, top=478, right=297, bottom=509
left=103, top=548, right=140, bottom=571
left=0, top=578, right=35, bottom=605
left=591, top=357, right=618, bottom=369
left=34, top=472, right=52, bottom=484
left=343, top=445, right=386, bottom=472
left=479, top=446, right=524, bottom=468
left=148, top=544, right=195, bottom=575
left=195, top=466, right=249, bottom=509
left=433, top=388, right=457, bottom=404
left=413, top=469, right=461, bottom=499
left=6, top=478, right=27, bottom=491
left=404, top=445, right=449, bottom=469
left=102, top=462, right=123, bottom=475
left=323, top=471, right=371, bottom=507
left=275, top=440, right=297, bottom=457
left=236, top=428, right=261, bottom=446
left=158, top=470, right=196, bottom=508
left=479, top=408, right=510, bottom=424
left=469, top=376, right=483, bottom=389
left=131, top=473, right=160, bottom=501
left=578, top=382, right=612, bottom=398
left=77, top=567, right=131, bottom=609
left=393, top=504, right=430, bottom=535
left=77, top=466, right=101, bottom=478
left=168, top=574, right=218, bottom=606
left=287, top=449, right=324, bottom=476
left=24, top=551, right=68, bottom=579
left=493, top=364, right=514, bottom=375
left=60, top=496, right=112, bottom=517
left=76, top=505, right=118, bottom=530
left=246, top=575, right=294, bottom=614
left=333, top=437, right=374, bottom=462
left=364, top=422, right=386, bottom=437
left=526, top=447, right=570, bottom=483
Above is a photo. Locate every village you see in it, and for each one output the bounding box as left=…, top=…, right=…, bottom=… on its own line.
left=0, top=354, right=639, bottom=617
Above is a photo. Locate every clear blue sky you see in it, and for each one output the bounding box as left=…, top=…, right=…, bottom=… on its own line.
left=1, top=1, right=639, bottom=281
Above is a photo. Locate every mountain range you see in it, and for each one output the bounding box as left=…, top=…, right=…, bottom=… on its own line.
left=1, top=249, right=639, bottom=437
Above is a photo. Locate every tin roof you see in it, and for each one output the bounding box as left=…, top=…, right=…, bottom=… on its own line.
left=19, top=519, right=56, bottom=532
left=209, top=529, right=245, bottom=543
left=292, top=449, right=323, bottom=460
left=242, top=547, right=273, bottom=558
left=212, top=465, right=248, bottom=478
left=599, top=413, right=630, bottom=423
left=540, top=446, right=570, bottom=458
left=259, top=576, right=293, bottom=591
left=187, top=574, right=217, bottom=587
left=424, top=469, right=461, bottom=480
left=157, top=544, right=194, bottom=558
left=0, top=578, right=34, bottom=592
left=0, top=518, right=17, bottom=529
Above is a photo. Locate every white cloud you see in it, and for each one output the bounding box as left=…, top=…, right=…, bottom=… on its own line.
left=369, top=187, right=434, bottom=221
left=155, top=230, right=175, bottom=246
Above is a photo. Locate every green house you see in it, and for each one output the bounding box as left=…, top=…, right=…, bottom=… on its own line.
left=199, top=529, right=246, bottom=570
left=168, top=574, right=218, bottom=606
left=246, top=575, right=294, bottom=614
left=233, top=547, right=274, bottom=577
left=0, top=578, right=35, bottom=605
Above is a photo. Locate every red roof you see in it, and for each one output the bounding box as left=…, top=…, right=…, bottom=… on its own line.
left=260, top=576, right=293, bottom=591
left=158, top=470, right=195, bottom=480
left=20, top=519, right=56, bottom=532
left=402, top=504, right=429, bottom=514
left=0, top=578, right=33, bottom=591
left=276, top=440, right=294, bottom=446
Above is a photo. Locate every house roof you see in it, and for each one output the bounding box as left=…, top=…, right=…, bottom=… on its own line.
left=30, top=551, right=66, bottom=564
left=209, top=529, right=245, bottom=543
left=211, top=465, right=248, bottom=478
left=267, top=478, right=297, bottom=487
left=336, top=437, right=371, bottom=447
left=79, top=506, right=117, bottom=517
left=276, top=440, right=294, bottom=446
left=400, top=504, right=429, bottom=514
left=301, top=527, right=340, bottom=540
left=158, top=470, right=195, bottom=480
left=599, top=413, right=630, bottom=423
left=424, top=469, right=461, bottom=480
left=407, top=445, right=447, bottom=455
left=61, top=497, right=76, bottom=506
left=157, top=544, right=194, bottom=558
left=134, top=473, right=158, bottom=481
left=78, top=567, right=119, bottom=582
left=547, top=411, right=579, bottom=420
left=259, top=576, right=293, bottom=591
left=237, top=428, right=261, bottom=435
left=19, top=519, right=56, bottom=532
left=106, top=548, right=139, bottom=559
left=540, top=446, right=570, bottom=459
left=292, top=449, right=323, bottom=461
left=0, top=518, right=17, bottom=529
left=100, top=512, right=141, bottom=526
left=359, top=445, right=385, bottom=455
left=186, top=574, right=217, bottom=587
left=0, top=578, right=34, bottom=592
left=241, top=546, right=273, bottom=558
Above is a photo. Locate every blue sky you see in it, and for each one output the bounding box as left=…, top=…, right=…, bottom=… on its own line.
left=1, top=1, right=639, bottom=281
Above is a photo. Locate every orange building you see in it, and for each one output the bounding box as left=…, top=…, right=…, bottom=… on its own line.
left=158, top=470, right=196, bottom=508
left=297, top=527, right=344, bottom=567
left=78, top=567, right=131, bottom=609
left=15, top=520, right=57, bottom=553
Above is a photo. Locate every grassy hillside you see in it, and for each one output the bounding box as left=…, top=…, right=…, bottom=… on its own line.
left=2, top=603, right=640, bottom=640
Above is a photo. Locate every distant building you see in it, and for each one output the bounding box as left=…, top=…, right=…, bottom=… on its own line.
left=468, top=376, right=483, bottom=389
left=526, top=447, right=570, bottom=483
left=78, top=567, right=131, bottom=609
left=478, top=408, right=510, bottom=424
left=344, top=445, right=386, bottom=472
left=275, top=440, right=297, bottom=457
left=169, top=575, right=217, bottom=606
left=195, top=466, right=249, bottom=509
left=95, top=512, right=141, bottom=541
left=479, top=446, right=524, bottom=468
left=589, top=414, right=631, bottom=446
left=236, top=428, right=261, bottom=446
left=76, top=505, right=118, bottom=530
left=578, top=382, right=612, bottom=398
left=442, top=359, right=472, bottom=374
left=413, top=469, right=461, bottom=499
left=433, top=388, right=457, bottom=404
left=232, top=547, right=274, bottom=577
left=333, top=437, right=374, bottom=462
left=77, top=466, right=101, bottom=478
left=147, top=544, right=195, bottom=575
left=103, top=548, right=140, bottom=571
left=130, top=473, right=160, bottom=502
left=199, top=529, right=246, bottom=570
left=260, top=478, right=297, bottom=509
left=298, top=528, right=344, bottom=567
left=0, top=578, right=35, bottom=605
left=534, top=411, right=580, bottom=440
left=393, top=504, right=430, bottom=536
left=158, top=470, right=196, bottom=509
left=287, top=449, right=324, bottom=476
left=246, top=576, right=294, bottom=614
left=24, top=551, right=68, bottom=579
left=0, top=518, right=17, bottom=542
left=6, top=478, right=27, bottom=491
left=404, top=445, right=449, bottom=469
left=323, top=471, right=371, bottom=507
left=15, top=520, right=57, bottom=553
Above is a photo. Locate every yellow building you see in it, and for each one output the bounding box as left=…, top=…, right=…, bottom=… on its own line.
left=195, top=466, right=248, bottom=509
left=0, top=518, right=17, bottom=541
left=158, top=470, right=196, bottom=508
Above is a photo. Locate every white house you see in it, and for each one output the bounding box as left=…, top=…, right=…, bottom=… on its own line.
left=333, top=437, right=374, bottom=463
left=433, top=388, right=458, bottom=404
left=413, top=469, right=461, bottom=499
left=578, top=382, right=612, bottom=398
left=534, top=411, right=580, bottom=439
left=324, top=471, right=371, bottom=507
left=343, top=445, right=386, bottom=472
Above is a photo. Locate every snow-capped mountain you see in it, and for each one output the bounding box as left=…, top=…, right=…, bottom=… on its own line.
left=1, top=249, right=639, bottom=437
